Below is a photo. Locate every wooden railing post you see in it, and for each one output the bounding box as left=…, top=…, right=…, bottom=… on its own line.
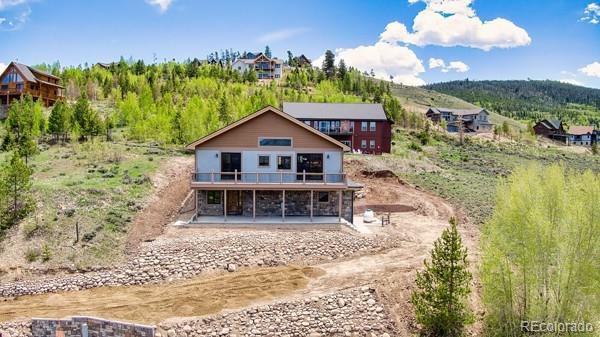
left=256, top=172, right=259, bottom=183
left=234, top=169, right=238, bottom=183
left=280, top=172, right=283, bottom=184
left=324, top=171, right=327, bottom=185
left=211, top=170, right=214, bottom=183
left=303, top=170, right=306, bottom=184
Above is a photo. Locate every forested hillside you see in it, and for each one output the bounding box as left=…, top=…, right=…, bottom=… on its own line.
left=424, top=80, right=600, bottom=125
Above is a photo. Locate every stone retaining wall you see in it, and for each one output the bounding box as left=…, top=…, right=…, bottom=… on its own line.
left=0, top=231, right=402, bottom=298
left=31, top=317, right=155, bottom=337
left=159, top=286, right=396, bottom=337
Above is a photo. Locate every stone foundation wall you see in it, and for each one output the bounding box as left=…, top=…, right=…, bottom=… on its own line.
left=254, top=190, right=283, bottom=217
left=284, top=191, right=311, bottom=216
left=197, top=190, right=223, bottom=216
left=30, top=317, right=154, bottom=337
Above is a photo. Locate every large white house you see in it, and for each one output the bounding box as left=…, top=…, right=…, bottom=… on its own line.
left=232, top=53, right=283, bottom=81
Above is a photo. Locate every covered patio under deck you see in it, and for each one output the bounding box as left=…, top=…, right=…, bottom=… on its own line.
left=191, top=188, right=355, bottom=225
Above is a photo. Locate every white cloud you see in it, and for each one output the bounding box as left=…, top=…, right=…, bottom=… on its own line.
left=0, top=6, right=30, bottom=31
left=579, top=62, right=600, bottom=78
left=0, top=63, right=6, bottom=74
left=313, top=42, right=426, bottom=86
left=581, top=2, right=600, bottom=24
left=428, top=57, right=469, bottom=73
left=0, top=0, right=26, bottom=10
left=559, top=78, right=583, bottom=86
left=428, top=57, right=445, bottom=69
left=145, top=0, right=173, bottom=12
left=381, top=0, right=531, bottom=51
left=257, top=27, right=310, bottom=43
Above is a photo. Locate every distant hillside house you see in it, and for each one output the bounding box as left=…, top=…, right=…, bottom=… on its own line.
left=567, top=125, right=596, bottom=146
left=533, top=119, right=568, bottom=142
left=232, top=53, right=283, bottom=81
left=293, top=54, right=312, bottom=67
left=425, top=107, right=493, bottom=133
left=283, top=102, right=392, bottom=154
left=0, top=62, right=64, bottom=108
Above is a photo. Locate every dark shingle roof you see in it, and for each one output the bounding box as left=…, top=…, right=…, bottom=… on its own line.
left=428, top=107, right=486, bottom=116
left=545, top=119, right=561, bottom=130
left=11, top=62, right=61, bottom=83
left=282, top=102, right=388, bottom=120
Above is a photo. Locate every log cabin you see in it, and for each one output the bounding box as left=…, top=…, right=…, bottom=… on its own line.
left=0, top=62, right=64, bottom=109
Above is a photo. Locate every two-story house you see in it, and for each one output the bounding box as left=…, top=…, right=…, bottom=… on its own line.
left=282, top=102, right=393, bottom=154
left=232, top=53, right=283, bottom=81
left=425, top=107, right=493, bottom=133
left=567, top=125, right=595, bottom=146
left=186, top=106, right=360, bottom=226
left=0, top=62, right=64, bottom=109
left=532, top=119, right=568, bottom=142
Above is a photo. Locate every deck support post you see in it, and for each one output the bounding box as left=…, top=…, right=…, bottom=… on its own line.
left=253, top=189, right=256, bottom=222
left=194, top=190, right=198, bottom=220
left=224, top=189, right=227, bottom=222
left=310, top=190, right=313, bottom=222
left=338, top=190, right=343, bottom=223
left=282, top=190, right=286, bottom=222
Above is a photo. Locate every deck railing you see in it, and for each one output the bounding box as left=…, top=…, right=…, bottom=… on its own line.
left=192, top=171, right=346, bottom=184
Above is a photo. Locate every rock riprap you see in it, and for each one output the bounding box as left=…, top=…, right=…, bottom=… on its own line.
left=159, top=286, right=396, bottom=337
left=0, top=231, right=402, bottom=298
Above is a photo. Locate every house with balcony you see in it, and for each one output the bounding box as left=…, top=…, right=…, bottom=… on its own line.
left=425, top=107, right=493, bottom=133
left=232, top=53, right=283, bottom=81
left=567, top=125, right=596, bottom=146
left=0, top=62, right=64, bottom=109
left=186, top=105, right=361, bottom=226
left=282, top=102, right=393, bottom=154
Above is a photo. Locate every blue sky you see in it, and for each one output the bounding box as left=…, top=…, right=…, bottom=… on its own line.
left=1, top=0, right=599, bottom=88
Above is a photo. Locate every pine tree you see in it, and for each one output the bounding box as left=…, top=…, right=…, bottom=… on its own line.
left=338, top=59, right=347, bottom=80
left=322, top=50, right=336, bottom=79
left=0, top=152, right=34, bottom=233
left=48, top=100, right=70, bottom=142
left=411, top=217, right=473, bottom=337
left=264, top=45, right=272, bottom=58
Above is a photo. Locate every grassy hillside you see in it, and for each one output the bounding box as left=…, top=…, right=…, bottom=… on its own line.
left=390, top=83, right=525, bottom=129
left=424, top=80, right=600, bottom=125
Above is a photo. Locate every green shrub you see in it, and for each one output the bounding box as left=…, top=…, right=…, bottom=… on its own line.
left=408, top=141, right=423, bottom=152
left=41, top=244, right=52, bottom=262
left=25, top=248, right=40, bottom=262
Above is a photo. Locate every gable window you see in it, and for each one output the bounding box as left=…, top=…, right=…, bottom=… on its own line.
left=361, top=122, right=368, bottom=132
left=318, top=192, right=329, bottom=203
left=370, top=122, right=376, bottom=131
left=361, top=140, right=367, bottom=148
left=207, top=191, right=221, bottom=204
left=258, top=155, right=270, bottom=167
left=370, top=140, right=375, bottom=149
left=277, top=156, right=292, bottom=170
left=259, top=137, right=292, bottom=147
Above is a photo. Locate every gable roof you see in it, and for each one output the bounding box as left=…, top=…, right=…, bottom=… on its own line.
left=2, top=62, right=62, bottom=86
left=185, top=105, right=351, bottom=151
left=544, top=119, right=562, bottom=130
left=282, top=102, right=388, bottom=121
left=568, top=125, right=595, bottom=135
left=427, top=107, right=486, bottom=116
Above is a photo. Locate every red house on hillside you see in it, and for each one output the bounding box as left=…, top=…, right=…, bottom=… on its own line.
left=283, top=102, right=392, bottom=154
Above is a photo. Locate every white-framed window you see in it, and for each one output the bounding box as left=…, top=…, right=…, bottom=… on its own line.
left=370, top=140, right=375, bottom=149
left=361, top=122, right=368, bottom=132
left=277, top=155, right=292, bottom=170
left=207, top=191, right=221, bottom=204
left=361, top=140, right=367, bottom=148
left=370, top=122, right=376, bottom=131
left=258, top=155, right=270, bottom=167
left=341, top=140, right=352, bottom=147
left=275, top=74, right=280, bottom=78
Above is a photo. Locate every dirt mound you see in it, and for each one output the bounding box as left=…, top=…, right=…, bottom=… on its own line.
left=360, top=169, right=401, bottom=180
left=0, top=266, right=321, bottom=324
left=354, top=204, right=416, bottom=213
